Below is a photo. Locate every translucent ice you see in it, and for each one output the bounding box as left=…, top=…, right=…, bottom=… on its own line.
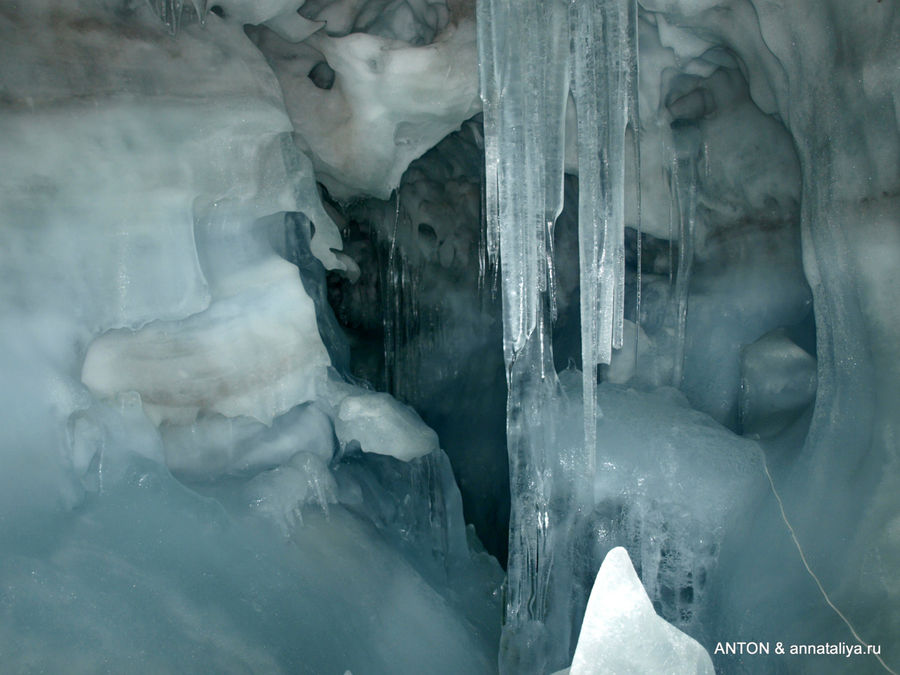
left=161, top=403, right=336, bottom=479
left=0, top=443, right=501, bottom=673
left=477, top=1, right=637, bottom=670
left=630, top=3, right=900, bottom=670
left=334, top=390, right=439, bottom=461
left=246, top=451, right=338, bottom=534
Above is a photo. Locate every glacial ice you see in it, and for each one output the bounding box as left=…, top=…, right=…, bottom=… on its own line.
left=2, top=0, right=900, bottom=673
left=0, top=1, right=501, bottom=671
left=161, top=403, right=336, bottom=478
left=1, top=442, right=501, bottom=673
left=82, top=266, right=330, bottom=426
left=473, top=0, right=899, bottom=672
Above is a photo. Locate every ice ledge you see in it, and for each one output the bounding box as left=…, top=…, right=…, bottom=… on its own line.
left=552, top=547, right=715, bottom=675
left=334, top=391, right=439, bottom=462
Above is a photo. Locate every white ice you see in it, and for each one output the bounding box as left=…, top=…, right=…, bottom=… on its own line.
left=334, top=390, right=439, bottom=461
left=553, top=547, right=715, bottom=675
left=253, top=5, right=480, bottom=199
left=82, top=263, right=330, bottom=426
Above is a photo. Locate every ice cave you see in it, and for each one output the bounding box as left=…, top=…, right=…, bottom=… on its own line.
left=1, top=0, right=898, bottom=673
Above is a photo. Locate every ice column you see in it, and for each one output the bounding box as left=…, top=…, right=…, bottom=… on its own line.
left=478, top=0, right=635, bottom=672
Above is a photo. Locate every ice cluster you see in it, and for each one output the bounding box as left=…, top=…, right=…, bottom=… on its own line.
left=1, top=0, right=899, bottom=673
left=475, top=0, right=899, bottom=673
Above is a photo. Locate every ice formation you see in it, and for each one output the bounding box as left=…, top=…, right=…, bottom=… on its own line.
left=333, top=389, right=439, bottom=461
left=0, top=1, right=501, bottom=671
left=252, top=0, right=480, bottom=199
left=475, top=0, right=898, bottom=673
left=476, top=1, right=639, bottom=668
left=553, top=547, right=715, bottom=675
left=1, top=0, right=899, bottom=673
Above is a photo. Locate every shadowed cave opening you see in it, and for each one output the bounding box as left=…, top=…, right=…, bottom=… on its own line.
left=321, top=57, right=816, bottom=574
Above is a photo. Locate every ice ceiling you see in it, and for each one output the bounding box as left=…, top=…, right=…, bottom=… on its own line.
left=0, top=0, right=898, bottom=673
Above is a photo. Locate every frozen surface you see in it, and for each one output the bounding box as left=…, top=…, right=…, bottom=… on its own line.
left=252, top=4, right=480, bottom=199
left=162, top=403, right=336, bottom=479
left=633, top=4, right=900, bottom=672
left=739, top=329, right=817, bottom=439
left=0, top=441, right=502, bottom=673
left=563, top=378, right=763, bottom=640
left=82, top=266, right=330, bottom=426
left=554, top=547, right=714, bottom=675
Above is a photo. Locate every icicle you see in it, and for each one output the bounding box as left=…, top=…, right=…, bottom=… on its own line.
left=671, top=151, right=697, bottom=387
left=190, top=0, right=208, bottom=24
left=480, top=1, right=569, bottom=672
left=148, top=0, right=184, bottom=35
left=541, top=1, right=570, bottom=320
left=546, top=220, right=559, bottom=322
left=148, top=0, right=209, bottom=35
left=478, top=158, right=488, bottom=297
left=628, top=0, right=642, bottom=367
left=479, top=1, right=636, bottom=671
left=381, top=191, right=402, bottom=396
left=572, top=0, right=631, bottom=474
left=667, top=149, right=677, bottom=286
left=476, top=0, right=501, bottom=268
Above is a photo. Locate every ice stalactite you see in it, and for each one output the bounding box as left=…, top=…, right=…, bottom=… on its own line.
left=148, top=0, right=211, bottom=33
left=478, top=0, right=569, bottom=366
left=571, top=0, right=632, bottom=470
left=375, top=189, right=456, bottom=407
left=477, top=0, right=566, bottom=669
left=149, top=0, right=186, bottom=33
left=373, top=189, right=472, bottom=582
left=628, top=0, right=642, bottom=371
left=668, top=144, right=698, bottom=387
left=382, top=190, right=408, bottom=399
left=478, top=0, right=636, bottom=672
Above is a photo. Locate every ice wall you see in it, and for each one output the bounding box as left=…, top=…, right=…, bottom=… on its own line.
left=633, top=2, right=900, bottom=672
left=0, top=0, right=339, bottom=511
left=0, top=1, right=502, bottom=671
